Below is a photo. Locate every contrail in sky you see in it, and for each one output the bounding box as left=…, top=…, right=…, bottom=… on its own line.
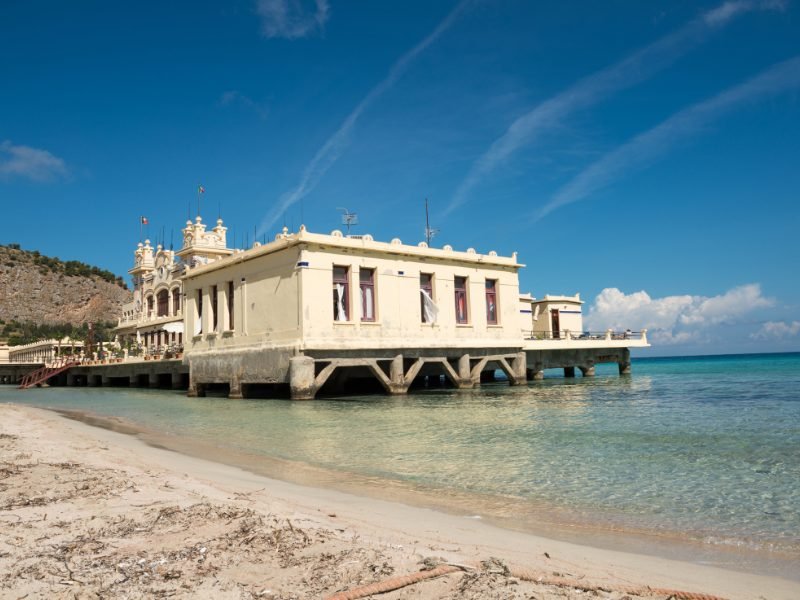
left=257, top=1, right=471, bottom=236
left=533, top=55, right=800, bottom=222
left=443, top=0, right=784, bottom=216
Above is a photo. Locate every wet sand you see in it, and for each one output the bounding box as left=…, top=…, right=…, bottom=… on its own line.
left=1, top=403, right=798, bottom=599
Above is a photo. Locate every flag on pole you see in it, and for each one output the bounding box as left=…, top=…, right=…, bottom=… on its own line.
left=198, top=185, right=205, bottom=194
left=140, top=216, right=149, bottom=225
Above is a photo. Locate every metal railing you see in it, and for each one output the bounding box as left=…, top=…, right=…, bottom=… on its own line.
left=525, top=329, right=647, bottom=342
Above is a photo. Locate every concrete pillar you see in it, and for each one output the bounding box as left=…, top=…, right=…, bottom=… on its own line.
left=102, top=376, right=113, bottom=387
left=171, top=372, right=184, bottom=390
left=388, top=354, right=407, bottom=394
left=129, top=375, right=139, bottom=387
left=148, top=373, right=159, bottom=388
left=88, top=374, right=100, bottom=387
left=618, top=348, right=632, bottom=375
left=228, top=376, right=243, bottom=399
left=510, top=352, right=527, bottom=386
left=564, top=366, right=576, bottom=378
left=455, top=354, right=473, bottom=388
left=66, top=373, right=77, bottom=386
left=187, top=378, right=205, bottom=397
left=579, top=365, right=596, bottom=377
left=289, top=356, right=316, bottom=400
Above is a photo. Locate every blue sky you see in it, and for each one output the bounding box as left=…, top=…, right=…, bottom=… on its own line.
left=1, top=0, right=798, bottom=355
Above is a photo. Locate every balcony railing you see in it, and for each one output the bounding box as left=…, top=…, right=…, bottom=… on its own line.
left=525, top=329, right=648, bottom=342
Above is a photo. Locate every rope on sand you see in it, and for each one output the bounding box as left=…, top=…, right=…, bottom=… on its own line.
left=324, top=564, right=463, bottom=600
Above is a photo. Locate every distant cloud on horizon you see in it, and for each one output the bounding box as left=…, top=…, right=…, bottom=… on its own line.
left=585, top=284, right=774, bottom=346
left=444, top=0, right=785, bottom=217
left=0, top=140, right=69, bottom=182
left=751, top=320, right=800, bottom=340
left=256, top=0, right=330, bottom=39
left=534, top=55, right=800, bottom=222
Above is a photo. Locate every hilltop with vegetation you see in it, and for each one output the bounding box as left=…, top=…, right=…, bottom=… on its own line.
left=0, top=244, right=131, bottom=344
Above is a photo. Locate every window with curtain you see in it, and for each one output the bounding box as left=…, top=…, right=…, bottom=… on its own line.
left=333, top=266, right=349, bottom=321
left=454, top=276, right=468, bottom=324
left=485, top=279, right=498, bottom=325
left=360, top=268, right=376, bottom=321
left=194, top=289, right=203, bottom=335
left=420, top=273, right=438, bottom=323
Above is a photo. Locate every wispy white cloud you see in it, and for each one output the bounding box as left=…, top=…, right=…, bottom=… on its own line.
left=219, top=90, right=270, bottom=120
left=444, top=0, right=782, bottom=216
left=751, top=320, right=800, bottom=340
left=534, top=55, right=800, bottom=221
left=257, top=1, right=471, bottom=235
left=256, top=0, right=330, bottom=39
left=585, top=284, right=774, bottom=345
left=0, top=140, right=69, bottom=182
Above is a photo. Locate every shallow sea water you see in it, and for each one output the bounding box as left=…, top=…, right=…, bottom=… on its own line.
left=3, top=352, right=799, bottom=576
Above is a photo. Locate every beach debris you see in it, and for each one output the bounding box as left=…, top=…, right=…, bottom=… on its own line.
left=544, top=551, right=551, bottom=558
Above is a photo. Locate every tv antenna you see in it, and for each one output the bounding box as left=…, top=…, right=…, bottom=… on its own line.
left=337, top=207, right=358, bottom=236
left=424, top=198, right=439, bottom=246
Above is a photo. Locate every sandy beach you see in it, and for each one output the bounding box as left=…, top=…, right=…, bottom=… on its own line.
left=1, top=403, right=797, bottom=600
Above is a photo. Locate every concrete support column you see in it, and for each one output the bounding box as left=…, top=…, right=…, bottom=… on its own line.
left=456, top=354, right=473, bottom=388
left=148, top=373, right=159, bottom=388
left=564, top=366, right=576, bottom=378
left=228, top=376, right=243, bottom=399
left=388, top=354, right=407, bottom=394
left=66, top=373, right=77, bottom=387
left=618, top=348, right=632, bottom=375
left=580, top=361, right=596, bottom=377
left=88, top=375, right=100, bottom=387
left=171, top=372, right=184, bottom=390
left=510, top=351, right=527, bottom=386
left=129, top=375, right=139, bottom=387
left=289, top=355, right=316, bottom=400
left=187, top=378, right=205, bottom=397
left=102, top=376, right=113, bottom=387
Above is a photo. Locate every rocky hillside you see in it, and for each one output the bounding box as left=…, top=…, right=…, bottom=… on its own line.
left=0, top=244, right=131, bottom=326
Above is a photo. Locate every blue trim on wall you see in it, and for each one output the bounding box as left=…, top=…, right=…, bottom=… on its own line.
left=560, top=310, right=582, bottom=314
left=296, top=261, right=309, bottom=267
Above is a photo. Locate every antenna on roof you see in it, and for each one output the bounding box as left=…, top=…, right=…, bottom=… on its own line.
left=424, top=198, right=439, bottom=246
left=337, top=207, right=358, bottom=236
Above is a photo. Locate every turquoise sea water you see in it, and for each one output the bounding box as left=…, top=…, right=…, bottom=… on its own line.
left=3, top=352, right=799, bottom=574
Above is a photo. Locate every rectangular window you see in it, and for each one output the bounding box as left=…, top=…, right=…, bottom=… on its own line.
left=157, top=290, right=168, bottom=317
left=195, top=290, right=203, bottom=335
left=485, top=279, right=498, bottom=325
left=172, top=288, right=181, bottom=315
left=211, top=285, right=218, bottom=331
left=454, top=276, right=469, bottom=324
left=359, top=268, right=375, bottom=322
left=333, top=266, right=349, bottom=321
left=227, top=281, right=234, bottom=330
left=420, top=273, right=434, bottom=323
